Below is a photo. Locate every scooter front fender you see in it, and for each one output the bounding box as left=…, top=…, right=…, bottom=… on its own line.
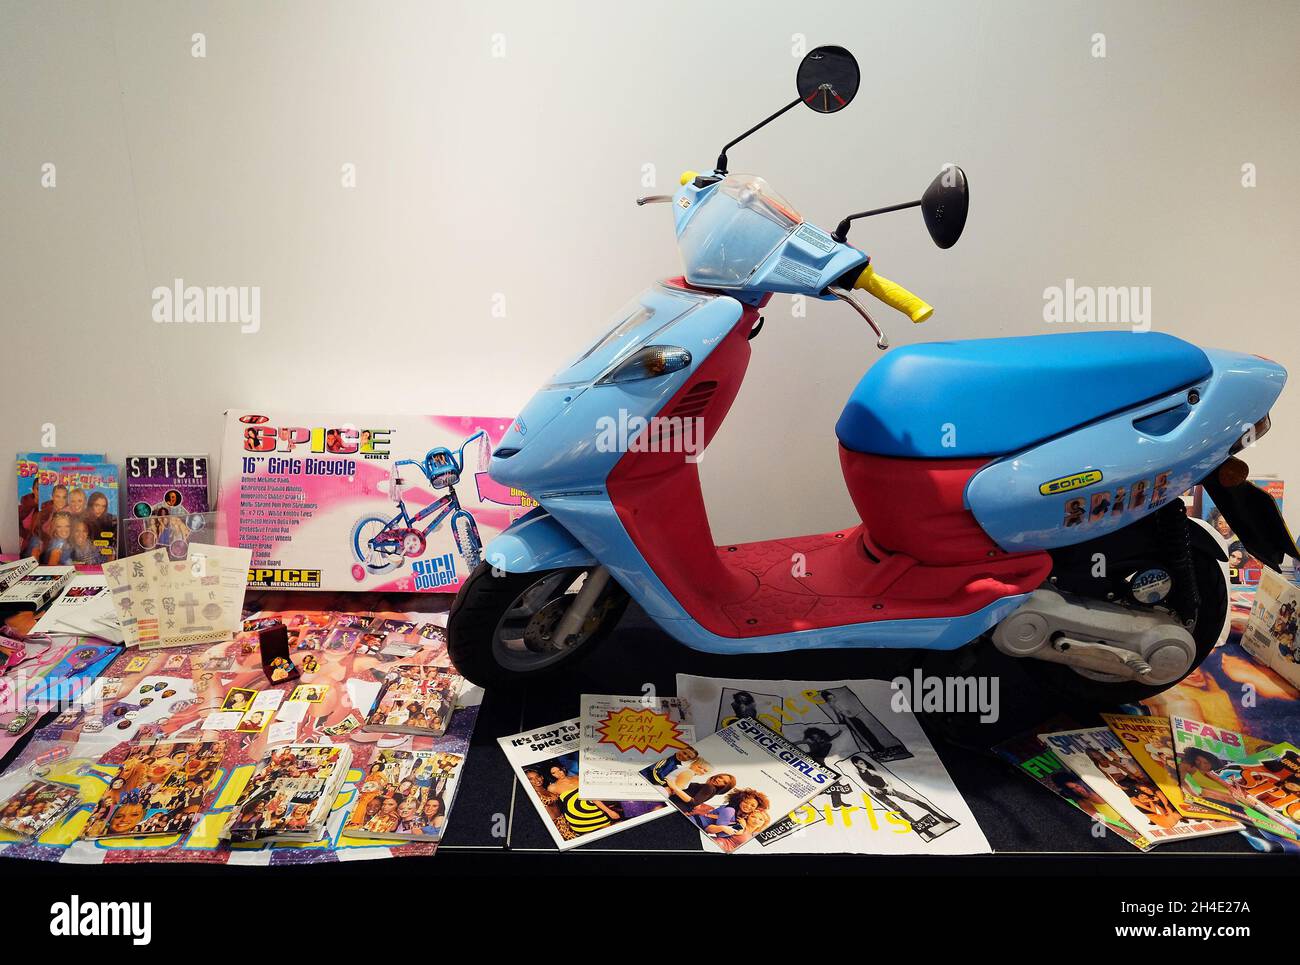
left=483, top=507, right=598, bottom=574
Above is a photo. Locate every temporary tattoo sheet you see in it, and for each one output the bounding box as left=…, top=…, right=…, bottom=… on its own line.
left=102, top=554, right=164, bottom=649
left=149, top=546, right=251, bottom=649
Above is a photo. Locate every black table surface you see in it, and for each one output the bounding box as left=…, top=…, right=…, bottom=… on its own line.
left=2, top=591, right=1284, bottom=874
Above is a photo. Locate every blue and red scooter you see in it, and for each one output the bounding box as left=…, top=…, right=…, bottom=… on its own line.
left=449, top=45, right=1298, bottom=702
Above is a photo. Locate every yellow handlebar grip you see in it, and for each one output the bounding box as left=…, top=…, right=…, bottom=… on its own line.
left=854, top=264, right=934, bottom=323
left=680, top=170, right=699, bottom=186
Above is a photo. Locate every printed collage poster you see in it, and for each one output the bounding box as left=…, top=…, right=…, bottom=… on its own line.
left=0, top=607, right=479, bottom=866
left=675, top=675, right=990, bottom=854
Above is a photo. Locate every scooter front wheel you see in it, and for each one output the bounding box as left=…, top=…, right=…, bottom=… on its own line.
left=447, top=563, right=629, bottom=689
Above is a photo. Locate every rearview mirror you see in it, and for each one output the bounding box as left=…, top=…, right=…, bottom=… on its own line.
left=796, top=45, right=860, bottom=114
left=922, top=165, right=968, bottom=248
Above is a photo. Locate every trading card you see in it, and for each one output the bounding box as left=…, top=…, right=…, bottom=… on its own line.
left=236, top=708, right=271, bottom=733
left=221, top=687, right=258, bottom=712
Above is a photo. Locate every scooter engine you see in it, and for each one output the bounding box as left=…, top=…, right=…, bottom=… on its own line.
left=991, top=586, right=1197, bottom=686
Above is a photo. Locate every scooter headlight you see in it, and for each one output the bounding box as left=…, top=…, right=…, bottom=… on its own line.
left=597, top=345, right=692, bottom=384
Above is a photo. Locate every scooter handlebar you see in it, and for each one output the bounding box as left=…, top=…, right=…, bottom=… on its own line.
left=852, top=264, right=934, bottom=323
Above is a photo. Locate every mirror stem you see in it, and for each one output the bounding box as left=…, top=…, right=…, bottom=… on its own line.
left=715, top=97, right=802, bottom=175
left=832, top=198, right=922, bottom=243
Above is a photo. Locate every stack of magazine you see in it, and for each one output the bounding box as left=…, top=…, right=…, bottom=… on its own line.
left=998, top=710, right=1300, bottom=850
left=221, top=743, right=353, bottom=844
left=360, top=663, right=460, bottom=737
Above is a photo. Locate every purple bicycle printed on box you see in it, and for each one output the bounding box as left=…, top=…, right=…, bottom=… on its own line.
left=349, top=431, right=488, bottom=580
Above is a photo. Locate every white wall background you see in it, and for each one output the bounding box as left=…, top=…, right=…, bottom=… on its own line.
left=2, top=0, right=1298, bottom=552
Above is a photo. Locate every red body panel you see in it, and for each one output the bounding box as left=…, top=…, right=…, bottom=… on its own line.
left=604, top=287, right=1051, bottom=640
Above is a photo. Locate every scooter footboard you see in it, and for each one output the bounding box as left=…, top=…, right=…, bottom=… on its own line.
left=482, top=507, right=597, bottom=573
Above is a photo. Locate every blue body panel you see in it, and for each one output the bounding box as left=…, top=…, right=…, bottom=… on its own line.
left=483, top=506, right=597, bottom=572
left=836, top=331, right=1214, bottom=458
left=966, top=348, right=1286, bottom=552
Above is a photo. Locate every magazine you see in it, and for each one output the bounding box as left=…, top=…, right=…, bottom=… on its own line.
left=676, top=674, right=990, bottom=854
left=361, top=664, right=459, bottom=736
left=0, top=779, right=80, bottom=839
left=1200, top=478, right=1284, bottom=585
left=1041, top=726, right=1238, bottom=845
left=1101, top=712, right=1231, bottom=822
left=1171, top=716, right=1298, bottom=838
left=578, top=694, right=694, bottom=801
left=993, top=721, right=1151, bottom=851
left=1212, top=741, right=1300, bottom=834
left=640, top=716, right=840, bottom=853
left=343, top=748, right=464, bottom=840
left=16, top=454, right=119, bottom=564
left=81, top=739, right=227, bottom=839
left=222, top=743, right=353, bottom=843
left=1240, top=568, right=1300, bottom=689
left=499, top=718, right=669, bottom=850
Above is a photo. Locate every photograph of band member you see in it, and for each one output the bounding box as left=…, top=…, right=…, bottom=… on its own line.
left=784, top=722, right=853, bottom=766
left=845, top=753, right=959, bottom=843
left=716, top=687, right=782, bottom=730
left=820, top=687, right=911, bottom=762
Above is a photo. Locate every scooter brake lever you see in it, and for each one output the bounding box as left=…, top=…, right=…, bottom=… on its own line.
left=827, top=285, right=889, bottom=350
left=636, top=195, right=673, bottom=206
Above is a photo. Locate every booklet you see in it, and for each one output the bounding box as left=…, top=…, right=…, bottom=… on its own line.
left=81, top=739, right=227, bottom=839
left=1101, top=712, right=1232, bottom=823
left=343, top=747, right=464, bottom=841
left=0, top=779, right=80, bottom=839
left=222, top=743, right=353, bottom=844
left=640, top=716, right=840, bottom=854
left=578, top=694, right=694, bottom=801
left=360, top=664, right=458, bottom=736
left=499, top=718, right=669, bottom=850
left=1041, top=726, right=1238, bottom=846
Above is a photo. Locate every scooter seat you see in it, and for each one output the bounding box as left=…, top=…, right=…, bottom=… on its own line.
left=835, top=331, right=1212, bottom=458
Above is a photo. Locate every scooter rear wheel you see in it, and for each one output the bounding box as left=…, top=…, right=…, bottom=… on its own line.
left=1018, top=539, right=1228, bottom=706
left=448, top=563, right=630, bottom=689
